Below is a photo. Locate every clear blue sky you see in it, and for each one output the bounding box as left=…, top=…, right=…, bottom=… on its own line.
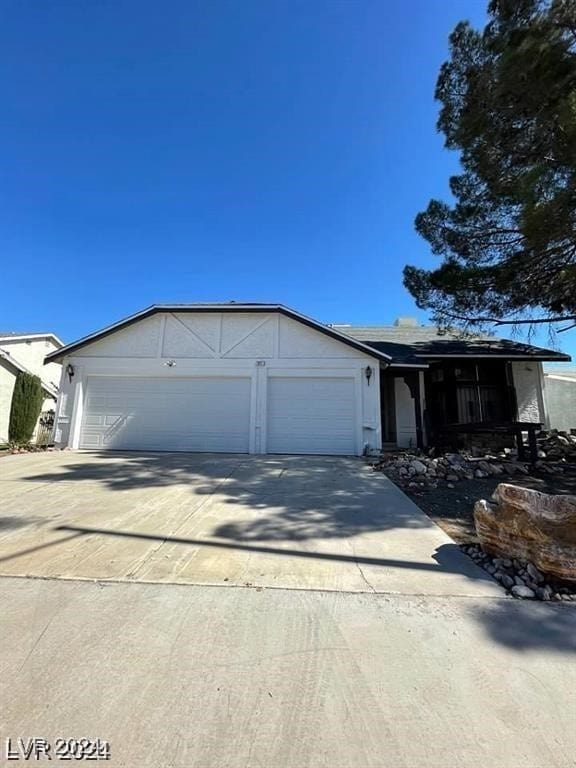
left=1, top=1, right=572, bottom=358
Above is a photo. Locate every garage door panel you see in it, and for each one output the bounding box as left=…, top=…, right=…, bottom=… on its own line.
left=80, top=377, right=251, bottom=453
left=267, top=377, right=356, bottom=455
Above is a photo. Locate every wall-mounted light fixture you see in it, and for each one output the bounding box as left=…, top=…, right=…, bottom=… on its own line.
left=66, top=363, right=75, bottom=383
left=164, top=360, right=176, bottom=368
left=365, top=365, right=373, bottom=385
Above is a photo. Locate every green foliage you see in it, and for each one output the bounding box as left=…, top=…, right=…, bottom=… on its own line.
left=8, top=372, right=44, bottom=443
left=405, top=0, right=576, bottom=330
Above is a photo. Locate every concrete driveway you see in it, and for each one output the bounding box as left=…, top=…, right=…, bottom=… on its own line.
left=0, top=450, right=497, bottom=596
left=1, top=577, right=575, bottom=768
left=1, top=452, right=575, bottom=767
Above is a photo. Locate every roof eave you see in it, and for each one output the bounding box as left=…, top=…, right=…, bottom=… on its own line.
left=0, top=333, right=64, bottom=348
left=41, top=383, right=58, bottom=398
left=1, top=350, right=58, bottom=396
left=418, top=353, right=571, bottom=362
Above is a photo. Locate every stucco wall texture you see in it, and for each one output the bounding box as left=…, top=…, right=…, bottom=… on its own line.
left=512, top=362, right=546, bottom=424
left=544, top=375, right=576, bottom=432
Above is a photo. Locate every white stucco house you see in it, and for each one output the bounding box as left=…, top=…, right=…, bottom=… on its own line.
left=0, top=332, right=63, bottom=443
left=45, top=304, right=570, bottom=455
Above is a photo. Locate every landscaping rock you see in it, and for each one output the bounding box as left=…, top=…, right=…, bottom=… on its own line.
left=526, top=563, right=544, bottom=583
left=511, top=585, right=536, bottom=599
left=372, top=432, right=575, bottom=497
left=459, top=543, right=576, bottom=602
left=474, top=483, right=576, bottom=584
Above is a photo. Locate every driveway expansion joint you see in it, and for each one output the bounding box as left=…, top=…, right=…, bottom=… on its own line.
left=0, top=572, right=514, bottom=600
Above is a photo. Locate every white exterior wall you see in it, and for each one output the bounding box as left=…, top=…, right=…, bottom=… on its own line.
left=54, top=312, right=381, bottom=455
left=54, top=366, right=75, bottom=447
left=512, top=361, right=547, bottom=423
left=543, top=373, right=576, bottom=432
left=0, top=338, right=61, bottom=393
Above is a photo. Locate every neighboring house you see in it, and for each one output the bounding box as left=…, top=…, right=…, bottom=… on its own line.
left=543, top=367, right=576, bottom=433
left=45, top=304, right=570, bottom=456
left=0, top=333, right=63, bottom=443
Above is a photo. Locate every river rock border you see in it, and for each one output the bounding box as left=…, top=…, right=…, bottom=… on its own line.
left=461, top=544, right=576, bottom=601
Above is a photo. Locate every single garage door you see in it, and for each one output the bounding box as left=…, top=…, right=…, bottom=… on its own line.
left=267, top=376, right=356, bottom=455
left=80, top=376, right=251, bottom=452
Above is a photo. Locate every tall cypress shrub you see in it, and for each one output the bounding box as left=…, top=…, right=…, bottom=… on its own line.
left=8, top=372, right=44, bottom=443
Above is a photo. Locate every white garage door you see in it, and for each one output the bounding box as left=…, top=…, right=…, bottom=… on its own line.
left=80, top=376, right=251, bottom=453
left=267, top=377, right=356, bottom=455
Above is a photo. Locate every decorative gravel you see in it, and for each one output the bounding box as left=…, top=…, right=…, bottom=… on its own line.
left=461, top=544, right=576, bottom=601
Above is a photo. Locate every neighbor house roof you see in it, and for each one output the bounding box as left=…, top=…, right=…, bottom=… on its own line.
left=0, top=348, right=59, bottom=397
left=0, top=332, right=64, bottom=347
left=45, top=304, right=392, bottom=364
left=333, top=324, right=571, bottom=366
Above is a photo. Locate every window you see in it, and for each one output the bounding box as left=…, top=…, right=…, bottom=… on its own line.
left=457, top=385, right=481, bottom=422
left=427, top=361, right=512, bottom=427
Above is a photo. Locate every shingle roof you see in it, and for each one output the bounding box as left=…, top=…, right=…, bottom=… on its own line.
left=333, top=325, right=571, bottom=364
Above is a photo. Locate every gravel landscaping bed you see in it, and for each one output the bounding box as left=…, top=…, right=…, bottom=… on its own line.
left=406, top=473, right=576, bottom=601
left=372, top=432, right=576, bottom=601
left=399, top=470, right=576, bottom=544
left=461, top=544, right=576, bottom=601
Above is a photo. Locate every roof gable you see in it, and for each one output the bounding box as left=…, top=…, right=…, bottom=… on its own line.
left=46, top=305, right=389, bottom=363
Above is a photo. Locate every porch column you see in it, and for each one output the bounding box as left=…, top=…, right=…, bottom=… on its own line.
left=402, top=372, right=424, bottom=451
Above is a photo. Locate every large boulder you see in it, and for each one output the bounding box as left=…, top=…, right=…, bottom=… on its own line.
left=474, top=484, right=576, bottom=584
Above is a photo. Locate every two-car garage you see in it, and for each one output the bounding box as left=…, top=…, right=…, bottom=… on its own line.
left=49, top=304, right=385, bottom=456
left=79, top=374, right=358, bottom=455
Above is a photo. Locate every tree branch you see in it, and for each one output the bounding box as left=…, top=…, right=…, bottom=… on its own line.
left=441, top=312, right=576, bottom=327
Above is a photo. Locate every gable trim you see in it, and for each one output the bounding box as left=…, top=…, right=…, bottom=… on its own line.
left=45, top=304, right=391, bottom=364
left=169, top=313, right=219, bottom=358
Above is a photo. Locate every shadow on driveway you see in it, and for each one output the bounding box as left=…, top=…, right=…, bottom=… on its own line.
left=472, top=600, right=576, bottom=654
left=11, top=451, right=576, bottom=656
left=21, top=451, right=432, bottom=541
left=49, top=522, right=472, bottom=575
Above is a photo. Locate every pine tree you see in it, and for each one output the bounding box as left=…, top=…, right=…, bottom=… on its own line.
left=405, top=0, right=576, bottom=333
